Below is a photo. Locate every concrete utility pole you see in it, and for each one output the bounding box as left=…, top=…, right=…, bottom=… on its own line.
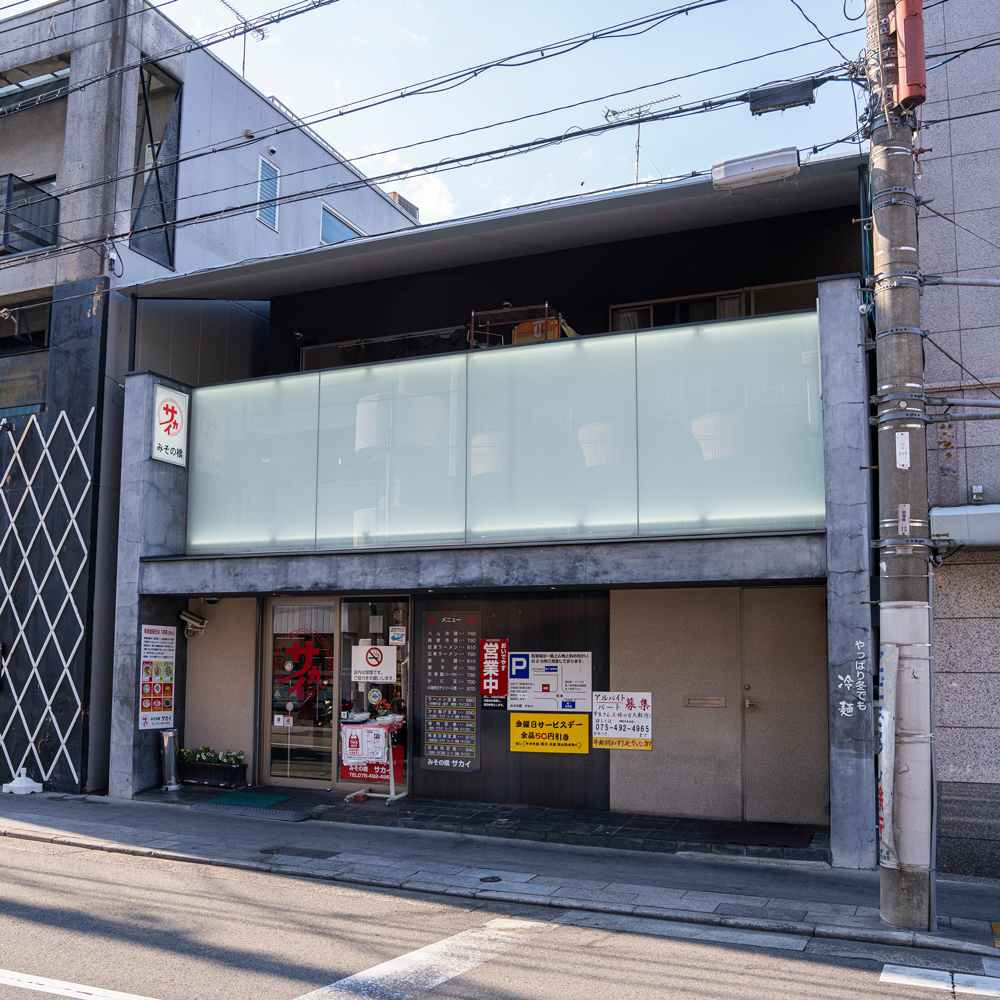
left=865, top=0, right=933, bottom=930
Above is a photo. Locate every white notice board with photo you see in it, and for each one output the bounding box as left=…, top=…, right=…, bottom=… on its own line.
left=139, top=625, right=176, bottom=729
left=507, top=652, right=592, bottom=712
left=351, top=645, right=397, bottom=683
left=592, top=692, right=652, bottom=749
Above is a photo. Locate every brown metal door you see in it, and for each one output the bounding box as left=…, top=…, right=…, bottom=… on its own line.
left=740, top=586, right=830, bottom=825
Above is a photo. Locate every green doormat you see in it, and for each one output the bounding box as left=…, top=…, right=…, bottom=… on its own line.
left=207, top=791, right=292, bottom=808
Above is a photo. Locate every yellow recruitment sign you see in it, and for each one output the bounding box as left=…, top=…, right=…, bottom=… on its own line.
left=509, top=713, right=589, bottom=753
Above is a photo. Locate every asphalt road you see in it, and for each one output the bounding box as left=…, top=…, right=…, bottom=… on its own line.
left=0, top=836, right=987, bottom=1000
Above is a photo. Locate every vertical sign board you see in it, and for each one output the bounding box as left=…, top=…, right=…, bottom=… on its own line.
left=420, top=611, right=481, bottom=773
left=592, top=693, right=652, bottom=749
left=479, top=638, right=508, bottom=709
left=152, top=384, right=189, bottom=467
left=139, top=625, right=176, bottom=729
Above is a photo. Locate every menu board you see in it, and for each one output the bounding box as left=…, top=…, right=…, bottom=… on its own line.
left=420, top=610, right=481, bottom=772
left=139, top=624, right=176, bottom=729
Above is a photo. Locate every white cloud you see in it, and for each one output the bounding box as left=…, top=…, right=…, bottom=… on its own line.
left=392, top=174, right=457, bottom=223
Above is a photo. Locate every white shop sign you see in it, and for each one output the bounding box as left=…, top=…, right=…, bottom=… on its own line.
left=151, top=383, right=189, bottom=467
left=351, top=645, right=397, bottom=683
left=592, top=692, right=652, bottom=749
left=507, top=651, right=592, bottom=712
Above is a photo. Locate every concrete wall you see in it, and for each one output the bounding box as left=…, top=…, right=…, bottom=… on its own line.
left=0, top=96, right=67, bottom=182
left=183, top=598, right=257, bottom=763
left=917, top=0, right=1000, bottom=877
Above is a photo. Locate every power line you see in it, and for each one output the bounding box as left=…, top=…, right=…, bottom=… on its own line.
left=0, top=0, right=346, bottom=119
left=787, top=0, right=848, bottom=61
left=7, top=66, right=852, bottom=251
left=41, top=20, right=863, bottom=217
left=0, top=76, right=859, bottom=276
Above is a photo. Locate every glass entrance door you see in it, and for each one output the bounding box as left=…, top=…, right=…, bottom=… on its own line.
left=337, top=599, right=409, bottom=791
left=266, top=602, right=337, bottom=785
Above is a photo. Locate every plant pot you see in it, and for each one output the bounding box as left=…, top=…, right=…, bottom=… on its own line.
left=177, top=759, right=247, bottom=788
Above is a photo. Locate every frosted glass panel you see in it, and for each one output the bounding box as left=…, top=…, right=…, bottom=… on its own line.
left=187, top=374, right=319, bottom=552
left=316, top=356, right=466, bottom=547
left=636, top=313, right=824, bottom=535
left=466, top=335, right=638, bottom=542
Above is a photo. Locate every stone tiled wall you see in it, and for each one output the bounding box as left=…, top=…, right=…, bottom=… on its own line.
left=918, top=0, right=1000, bottom=508
left=932, top=548, right=1000, bottom=875
left=916, top=0, right=1000, bottom=877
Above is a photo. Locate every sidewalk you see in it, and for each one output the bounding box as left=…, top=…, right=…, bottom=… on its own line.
left=1, top=792, right=997, bottom=961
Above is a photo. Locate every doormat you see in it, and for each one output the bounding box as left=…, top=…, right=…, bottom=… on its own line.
left=709, top=824, right=814, bottom=849
left=207, top=792, right=292, bottom=809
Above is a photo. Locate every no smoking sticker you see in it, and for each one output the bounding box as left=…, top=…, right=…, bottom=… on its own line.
left=351, top=644, right=396, bottom=683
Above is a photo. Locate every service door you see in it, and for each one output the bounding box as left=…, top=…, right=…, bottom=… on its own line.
left=741, top=586, right=830, bottom=825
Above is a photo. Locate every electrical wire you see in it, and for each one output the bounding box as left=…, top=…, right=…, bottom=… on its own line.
left=922, top=104, right=1000, bottom=126
left=919, top=202, right=1000, bottom=254
left=32, top=23, right=863, bottom=221
left=924, top=338, right=1000, bottom=402
left=842, top=0, right=865, bottom=21
left=787, top=0, right=848, bottom=60
left=2, top=68, right=853, bottom=254
left=0, top=0, right=347, bottom=119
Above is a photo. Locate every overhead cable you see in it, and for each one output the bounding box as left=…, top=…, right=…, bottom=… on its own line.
left=787, top=0, right=849, bottom=60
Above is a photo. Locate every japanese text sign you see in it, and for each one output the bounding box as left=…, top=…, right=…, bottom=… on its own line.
left=351, top=645, right=397, bottom=683
left=592, top=692, right=652, bottom=750
left=479, top=638, right=508, bottom=709
left=139, top=625, right=176, bottom=730
left=507, top=651, right=592, bottom=712
left=510, top=713, right=589, bottom=754
left=152, top=384, right=188, bottom=467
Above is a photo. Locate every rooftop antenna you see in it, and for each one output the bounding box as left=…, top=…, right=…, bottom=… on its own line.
left=219, top=0, right=267, bottom=77
left=604, top=93, right=679, bottom=185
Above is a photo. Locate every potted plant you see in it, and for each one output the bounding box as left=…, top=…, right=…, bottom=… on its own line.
left=176, top=746, right=247, bottom=788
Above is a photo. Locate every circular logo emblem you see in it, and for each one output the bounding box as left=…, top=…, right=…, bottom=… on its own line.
left=156, top=396, right=184, bottom=438
left=367, top=687, right=382, bottom=705
left=365, top=647, right=383, bottom=668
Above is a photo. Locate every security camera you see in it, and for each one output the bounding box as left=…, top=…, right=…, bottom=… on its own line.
left=180, top=609, right=207, bottom=638
left=267, top=146, right=277, bottom=156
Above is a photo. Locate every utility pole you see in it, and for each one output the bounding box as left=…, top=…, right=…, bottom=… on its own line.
left=865, top=0, right=933, bottom=930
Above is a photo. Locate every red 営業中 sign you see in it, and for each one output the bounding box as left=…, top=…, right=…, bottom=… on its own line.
left=479, top=638, right=508, bottom=710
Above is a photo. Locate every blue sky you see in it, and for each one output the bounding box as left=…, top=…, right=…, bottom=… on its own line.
left=30, top=0, right=871, bottom=222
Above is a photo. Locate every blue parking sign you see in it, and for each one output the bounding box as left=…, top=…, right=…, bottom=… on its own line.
left=509, top=653, right=530, bottom=678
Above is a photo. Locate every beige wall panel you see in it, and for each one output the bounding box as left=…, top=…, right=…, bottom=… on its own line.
left=610, top=588, right=742, bottom=819
left=742, top=586, right=829, bottom=825
left=184, top=598, right=257, bottom=757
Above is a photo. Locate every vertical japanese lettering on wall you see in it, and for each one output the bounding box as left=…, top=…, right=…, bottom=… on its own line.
left=152, top=384, right=189, bottom=467
left=836, top=639, right=869, bottom=720
left=420, top=611, right=481, bottom=772
left=479, top=638, right=508, bottom=709
left=139, top=625, right=176, bottom=729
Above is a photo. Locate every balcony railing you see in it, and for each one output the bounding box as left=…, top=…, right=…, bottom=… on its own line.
left=187, top=312, right=825, bottom=554
left=0, top=175, right=59, bottom=255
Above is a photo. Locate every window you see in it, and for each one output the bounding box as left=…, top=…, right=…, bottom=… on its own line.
left=129, top=62, right=182, bottom=269
left=258, top=158, right=279, bottom=230
left=320, top=204, right=358, bottom=245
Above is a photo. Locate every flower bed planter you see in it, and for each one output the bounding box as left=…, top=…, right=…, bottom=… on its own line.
left=177, top=759, right=247, bottom=788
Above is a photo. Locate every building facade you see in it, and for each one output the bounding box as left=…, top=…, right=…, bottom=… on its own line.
left=0, top=0, right=415, bottom=794
left=106, top=155, right=887, bottom=870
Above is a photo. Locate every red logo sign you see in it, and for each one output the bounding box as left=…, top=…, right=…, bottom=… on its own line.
left=479, top=638, right=508, bottom=698
left=156, top=396, right=184, bottom=437
left=365, top=647, right=384, bottom=668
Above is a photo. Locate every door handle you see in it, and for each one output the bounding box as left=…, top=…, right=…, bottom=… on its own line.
left=744, top=699, right=757, bottom=709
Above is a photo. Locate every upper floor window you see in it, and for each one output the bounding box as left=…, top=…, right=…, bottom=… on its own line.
left=258, top=159, right=279, bottom=231
left=129, top=63, right=182, bottom=269
left=320, top=204, right=358, bottom=245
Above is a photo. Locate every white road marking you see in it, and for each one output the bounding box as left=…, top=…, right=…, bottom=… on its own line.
left=0, top=969, right=160, bottom=1000
left=296, top=917, right=550, bottom=999
left=555, top=910, right=810, bottom=952
left=881, top=965, right=1000, bottom=997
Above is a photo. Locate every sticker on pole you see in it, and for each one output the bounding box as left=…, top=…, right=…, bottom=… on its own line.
left=351, top=645, right=396, bottom=683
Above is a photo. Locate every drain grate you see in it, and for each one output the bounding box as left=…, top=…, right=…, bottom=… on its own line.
left=479, top=876, right=502, bottom=883
left=191, top=803, right=308, bottom=822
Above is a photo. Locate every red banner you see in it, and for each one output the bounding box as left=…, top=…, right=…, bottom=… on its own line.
left=480, top=638, right=508, bottom=708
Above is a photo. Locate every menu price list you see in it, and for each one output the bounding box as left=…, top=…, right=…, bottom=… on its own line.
left=420, top=611, right=481, bottom=772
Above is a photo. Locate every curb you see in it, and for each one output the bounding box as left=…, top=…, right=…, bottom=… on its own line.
left=3, top=826, right=995, bottom=959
